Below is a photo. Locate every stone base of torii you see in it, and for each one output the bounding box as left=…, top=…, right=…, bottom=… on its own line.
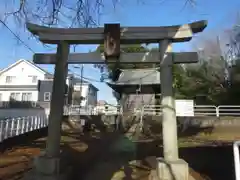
left=23, top=21, right=207, bottom=180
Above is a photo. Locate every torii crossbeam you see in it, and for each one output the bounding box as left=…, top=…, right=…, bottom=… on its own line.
left=27, top=20, right=207, bottom=44
left=33, top=51, right=199, bottom=64
left=25, top=20, right=207, bottom=180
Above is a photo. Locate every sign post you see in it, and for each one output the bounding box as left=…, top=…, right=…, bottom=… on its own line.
left=175, top=100, right=194, bottom=117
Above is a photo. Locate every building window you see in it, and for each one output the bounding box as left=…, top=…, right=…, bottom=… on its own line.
left=6, top=76, right=16, bottom=83
left=29, top=75, right=38, bottom=83
left=10, top=92, right=21, bottom=101
left=22, top=93, right=32, bottom=101
left=44, top=92, right=51, bottom=101
left=32, top=76, right=37, bottom=83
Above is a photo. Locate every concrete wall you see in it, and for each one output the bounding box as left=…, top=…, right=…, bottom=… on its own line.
left=0, top=108, right=49, bottom=119
left=176, top=116, right=240, bottom=128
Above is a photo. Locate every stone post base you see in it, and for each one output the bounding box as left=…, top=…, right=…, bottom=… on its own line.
left=148, top=170, right=160, bottom=180
left=156, top=158, right=189, bottom=180
left=24, top=169, right=71, bottom=180
left=23, top=152, right=71, bottom=180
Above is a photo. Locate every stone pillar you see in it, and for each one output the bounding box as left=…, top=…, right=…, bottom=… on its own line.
left=46, top=41, right=70, bottom=157
left=159, top=40, right=178, bottom=161
left=120, top=93, right=128, bottom=130
left=26, top=41, right=70, bottom=180
left=154, top=40, right=189, bottom=180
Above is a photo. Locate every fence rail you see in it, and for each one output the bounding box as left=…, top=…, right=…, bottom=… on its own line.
left=64, top=105, right=240, bottom=117
left=234, top=141, right=240, bottom=180
left=0, top=115, right=48, bottom=142
left=141, top=105, right=240, bottom=117
left=64, top=105, right=122, bottom=115
left=2, top=105, right=240, bottom=143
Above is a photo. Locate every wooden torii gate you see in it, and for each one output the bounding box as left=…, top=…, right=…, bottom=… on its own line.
left=26, top=21, right=207, bottom=180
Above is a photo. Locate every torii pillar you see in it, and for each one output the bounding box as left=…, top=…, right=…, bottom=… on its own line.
left=25, top=20, right=207, bottom=180
left=159, top=41, right=179, bottom=160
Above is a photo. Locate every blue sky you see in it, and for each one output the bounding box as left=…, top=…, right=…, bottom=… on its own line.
left=0, top=0, right=239, bottom=105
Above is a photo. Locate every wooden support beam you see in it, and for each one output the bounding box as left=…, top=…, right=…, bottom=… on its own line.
left=33, top=51, right=199, bottom=64
left=26, top=20, right=207, bottom=44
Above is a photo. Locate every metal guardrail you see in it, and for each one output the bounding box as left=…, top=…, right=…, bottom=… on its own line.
left=234, top=141, right=240, bottom=180
left=141, top=105, right=220, bottom=117
left=64, top=105, right=94, bottom=115
left=218, top=105, right=240, bottom=116
left=0, top=115, right=48, bottom=142
left=141, top=105, right=240, bottom=117
left=64, top=104, right=240, bottom=117
left=64, top=105, right=122, bottom=115
left=194, top=105, right=218, bottom=116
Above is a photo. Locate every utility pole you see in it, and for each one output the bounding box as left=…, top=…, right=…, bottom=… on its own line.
left=73, top=65, right=84, bottom=107
left=217, top=35, right=223, bottom=56
left=79, top=64, right=84, bottom=107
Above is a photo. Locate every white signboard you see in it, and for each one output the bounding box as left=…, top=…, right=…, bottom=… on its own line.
left=80, top=119, right=85, bottom=126
left=175, top=99, right=194, bottom=117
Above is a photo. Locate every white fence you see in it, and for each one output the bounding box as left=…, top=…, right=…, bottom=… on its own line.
left=64, top=105, right=240, bottom=117
left=0, top=115, right=48, bottom=142
left=64, top=105, right=121, bottom=115
left=2, top=105, right=240, bottom=143
left=2, top=105, right=238, bottom=118
left=64, top=105, right=95, bottom=115
left=141, top=105, right=240, bottom=117
left=234, top=141, right=240, bottom=180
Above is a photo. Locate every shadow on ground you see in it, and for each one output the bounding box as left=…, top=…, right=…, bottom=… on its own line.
left=0, top=128, right=47, bottom=180
left=0, top=116, right=237, bottom=180
left=0, top=127, right=48, bottom=153
left=66, top=132, right=234, bottom=180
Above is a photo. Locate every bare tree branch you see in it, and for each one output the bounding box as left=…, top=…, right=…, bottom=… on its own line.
left=1, top=0, right=105, bottom=27
left=1, top=0, right=197, bottom=28
left=0, top=0, right=197, bottom=53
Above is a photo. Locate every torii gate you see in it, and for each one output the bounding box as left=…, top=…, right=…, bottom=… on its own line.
left=26, top=21, right=207, bottom=180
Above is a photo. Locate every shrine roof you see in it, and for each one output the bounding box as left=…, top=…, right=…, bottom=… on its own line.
left=107, top=68, right=160, bottom=86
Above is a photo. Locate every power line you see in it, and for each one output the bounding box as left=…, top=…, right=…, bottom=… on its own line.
left=82, top=76, right=106, bottom=83
left=71, top=68, right=159, bottom=84
left=0, top=19, right=35, bottom=53
left=69, top=71, right=106, bottom=83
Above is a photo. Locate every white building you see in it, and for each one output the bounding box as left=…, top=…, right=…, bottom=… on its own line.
left=93, top=100, right=119, bottom=115
left=72, top=77, right=98, bottom=107
left=0, top=59, right=53, bottom=102
left=0, top=59, right=98, bottom=108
